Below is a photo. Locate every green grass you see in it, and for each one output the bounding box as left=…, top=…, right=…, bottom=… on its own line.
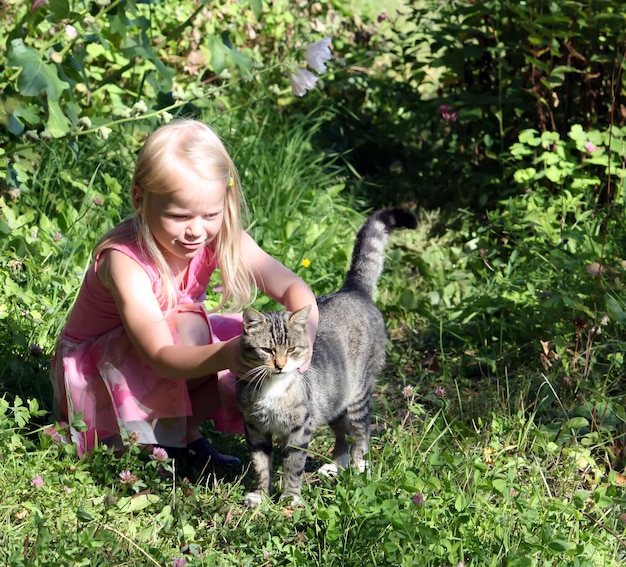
left=3, top=184, right=626, bottom=565
left=2, top=0, right=626, bottom=564
left=2, top=116, right=626, bottom=565
left=2, top=368, right=625, bottom=565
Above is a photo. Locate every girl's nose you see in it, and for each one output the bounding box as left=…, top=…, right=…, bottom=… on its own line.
left=186, top=217, right=203, bottom=240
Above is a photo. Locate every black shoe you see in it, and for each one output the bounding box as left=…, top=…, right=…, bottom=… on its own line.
left=186, top=438, right=242, bottom=469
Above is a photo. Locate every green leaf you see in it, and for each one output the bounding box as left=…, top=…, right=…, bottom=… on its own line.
left=572, top=490, right=590, bottom=508
left=76, top=507, right=95, bottom=523
left=46, top=100, right=71, bottom=138
left=400, top=470, right=420, bottom=492
left=13, top=103, right=41, bottom=127
left=563, top=417, right=589, bottom=430
left=206, top=35, right=228, bottom=74
left=229, top=45, right=253, bottom=75
left=592, top=485, right=614, bottom=508
left=605, top=294, right=626, bottom=325
left=116, top=494, right=160, bottom=513
left=492, top=478, right=508, bottom=495
left=205, top=33, right=252, bottom=76
left=513, top=167, right=537, bottom=184
left=7, top=39, right=70, bottom=101
left=247, top=0, right=263, bottom=19
left=49, top=0, right=70, bottom=19
left=7, top=114, right=24, bottom=135
left=518, top=129, right=541, bottom=146
left=454, top=493, right=468, bottom=511
left=390, top=511, right=413, bottom=533
left=547, top=539, right=570, bottom=553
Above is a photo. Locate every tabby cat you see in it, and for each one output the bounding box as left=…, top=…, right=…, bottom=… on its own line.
left=236, top=208, right=417, bottom=507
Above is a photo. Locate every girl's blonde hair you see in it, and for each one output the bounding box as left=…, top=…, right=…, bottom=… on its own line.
left=95, top=119, right=254, bottom=313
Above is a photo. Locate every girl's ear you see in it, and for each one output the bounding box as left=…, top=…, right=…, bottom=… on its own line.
left=131, top=184, right=143, bottom=212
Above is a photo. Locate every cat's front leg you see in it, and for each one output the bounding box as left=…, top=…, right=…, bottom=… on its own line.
left=244, top=429, right=273, bottom=508
left=280, top=426, right=312, bottom=504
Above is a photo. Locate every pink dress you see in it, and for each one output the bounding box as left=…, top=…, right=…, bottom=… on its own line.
left=50, top=237, right=244, bottom=457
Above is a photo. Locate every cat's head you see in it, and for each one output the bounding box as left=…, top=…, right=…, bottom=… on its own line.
left=240, top=305, right=311, bottom=376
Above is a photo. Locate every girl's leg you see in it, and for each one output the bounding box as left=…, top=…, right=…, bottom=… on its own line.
left=175, top=311, right=240, bottom=466
left=176, top=310, right=219, bottom=440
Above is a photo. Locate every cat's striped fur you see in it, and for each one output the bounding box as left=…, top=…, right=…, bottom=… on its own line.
left=236, top=208, right=417, bottom=507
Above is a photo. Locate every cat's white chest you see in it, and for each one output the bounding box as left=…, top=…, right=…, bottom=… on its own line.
left=258, top=372, right=295, bottom=401
left=253, top=372, right=302, bottom=435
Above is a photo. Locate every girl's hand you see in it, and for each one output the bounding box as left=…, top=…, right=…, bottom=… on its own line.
left=224, top=336, right=255, bottom=378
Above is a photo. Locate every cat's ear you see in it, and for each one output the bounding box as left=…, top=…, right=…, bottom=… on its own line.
left=288, top=305, right=311, bottom=329
left=242, top=308, right=266, bottom=332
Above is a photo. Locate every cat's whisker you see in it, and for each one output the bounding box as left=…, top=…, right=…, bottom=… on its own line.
left=239, top=366, right=268, bottom=389
left=296, top=369, right=310, bottom=388
left=298, top=366, right=317, bottom=389
left=253, top=368, right=272, bottom=394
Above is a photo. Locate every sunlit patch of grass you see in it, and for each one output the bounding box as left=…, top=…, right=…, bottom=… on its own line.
left=2, top=0, right=626, bottom=563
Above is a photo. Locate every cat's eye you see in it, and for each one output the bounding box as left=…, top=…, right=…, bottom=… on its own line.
left=261, top=348, right=273, bottom=354
left=287, top=347, right=296, bottom=354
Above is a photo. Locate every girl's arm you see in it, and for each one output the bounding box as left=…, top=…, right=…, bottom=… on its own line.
left=241, top=231, right=319, bottom=367
left=99, top=249, right=249, bottom=380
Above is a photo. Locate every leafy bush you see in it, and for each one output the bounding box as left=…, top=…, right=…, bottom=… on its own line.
left=323, top=0, right=626, bottom=208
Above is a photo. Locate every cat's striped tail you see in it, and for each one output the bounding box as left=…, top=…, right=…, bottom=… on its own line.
left=343, top=207, right=418, bottom=297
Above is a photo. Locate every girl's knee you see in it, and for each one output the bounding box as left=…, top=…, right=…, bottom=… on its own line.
left=176, top=311, right=211, bottom=346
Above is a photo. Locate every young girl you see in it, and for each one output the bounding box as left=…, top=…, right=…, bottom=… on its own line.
left=51, top=119, right=319, bottom=467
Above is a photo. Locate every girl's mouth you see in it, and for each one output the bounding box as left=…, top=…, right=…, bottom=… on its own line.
left=174, top=239, right=206, bottom=250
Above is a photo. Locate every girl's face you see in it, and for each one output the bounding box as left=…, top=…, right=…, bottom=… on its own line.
left=144, top=162, right=227, bottom=266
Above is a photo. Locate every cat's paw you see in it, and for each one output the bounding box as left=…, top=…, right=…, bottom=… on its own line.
left=279, top=492, right=302, bottom=507
left=318, top=463, right=340, bottom=478
left=244, top=491, right=263, bottom=508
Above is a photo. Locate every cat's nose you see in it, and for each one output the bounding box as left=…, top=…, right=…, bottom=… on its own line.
left=274, top=356, right=287, bottom=371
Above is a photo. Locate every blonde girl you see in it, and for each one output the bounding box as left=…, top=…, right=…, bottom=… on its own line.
left=51, top=119, right=318, bottom=467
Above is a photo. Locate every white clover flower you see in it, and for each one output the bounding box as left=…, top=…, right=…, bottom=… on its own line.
left=161, top=111, right=173, bottom=124
left=305, top=37, right=332, bottom=74
left=98, top=126, right=112, bottom=140
left=65, top=25, right=77, bottom=39
left=290, top=69, right=318, bottom=97
left=49, top=50, right=62, bottom=64
left=132, top=100, right=148, bottom=114
left=78, top=116, right=92, bottom=129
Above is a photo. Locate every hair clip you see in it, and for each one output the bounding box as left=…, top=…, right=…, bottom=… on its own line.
left=228, top=176, right=235, bottom=188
